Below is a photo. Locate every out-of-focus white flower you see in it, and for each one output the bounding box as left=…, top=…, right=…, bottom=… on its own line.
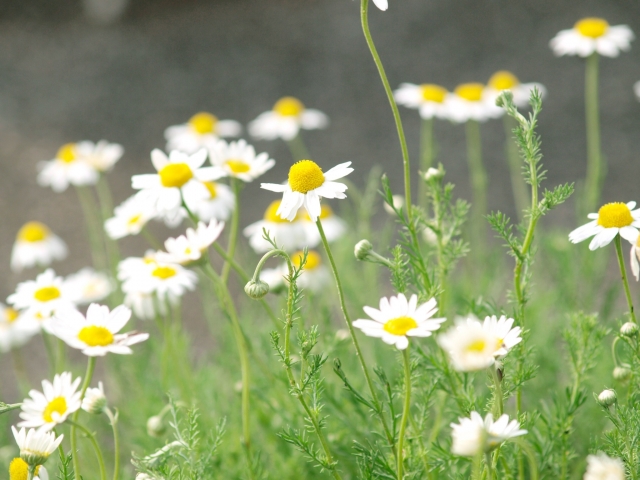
left=105, top=194, right=157, bottom=240
left=481, top=315, right=523, bottom=357
left=372, top=0, right=388, bottom=11
left=9, top=458, right=49, bottom=480
left=52, top=303, right=148, bottom=357
left=243, top=200, right=307, bottom=253
left=450, top=412, right=527, bottom=456
left=550, top=18, right=634, bottom=58
left=12, top=426, right=63, bottom=466
left=208, top=139, right=275, bottom=182
left=124, top=291, right=176, bottom=321
left=394, top=83, right=449, bottom=119
left=584, top=452, right=625, bottom=480
left=37, top=143, right=100, bottom=192
left=119, top=255, right=197, bottom=300
left=19, top=372, right=82, bottom=431
left=0, top=304, right=39, bottom=353
left=353, top=294, right=446, bottom=350
left=156, top=220, right=225, bottom=265
left=300, top=204, right=346, bottom=247
left=11, top=221, right=68, bottom=272
left=569, top=201, right=640, bottom=250
left=248, top=97, right=328, bottom=141
left=445, top=83, right=502, bottom=123
left=165, top=112, right=242, bottom=153
left=64, top=268, right=113, bottom=305
left=259, top=250, right=331, bottom=293
left=182, top=180, right=235, bottom=222
left=261, top=160, right=353, bottom=222
left=484, top=71, right=546, bottom=109
left=82, top=382, right=107, bottom=414
left=78, top=140, right=124, bottom=172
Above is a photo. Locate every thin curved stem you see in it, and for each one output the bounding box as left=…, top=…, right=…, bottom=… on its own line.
left=221, top=179, right=241, bottom=284
left=503, top=116, right=527, bottom=221
left=68, top=417, right=106, bottom=480
left=105, top=408, right=120, bottom=480
left=419, top=118, right=434, bottom=210
left=286, top=133, right=310, bottom=162
left=397, top=348, right=412, bottom=480
left=71, top=356, right=96, bottom=480
left=615, top=235, right=637, bottom=323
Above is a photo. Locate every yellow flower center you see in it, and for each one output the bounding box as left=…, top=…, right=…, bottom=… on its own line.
left=152, top=266, right=177, bottom=279
left=225, top=159, right=251, bottom=174
left=575, top=18, right=609, bottom=38
left=56, top=143, right=77, bottom=163
left=466, top=339, right=487, bottom=353
left=5, top=308, right=19, bottom=323
left=43, top=396, right=67, bottom=423
left=455, top=83, right=485, bottom=102
left=383, top=316, right=418, bottom=336
left=420, top=84, right=447, bottom=103
left=273, top=96, right=305, bottom=116
left=18, top=221, right=50, bottom=242
left=127, top=214, right=142, bottom=226
left=9, top=458, right=40, bottom=480
left=34, top=286, right=61, bottom=302
left=188, top=112, right=218, bottom=134
left=263, top=200, right=289, bottom=223
left=159, top=163, right=193, bottom=188
left=203, top=181, right=218, bottom=198
left=293, top=250, right=322, bottom=270
left=488, top=71, right=520, bottom=90
left=78, top=325, right=114, bottom=347
left=304, top=204, right=333, bottom=221
left=288, top=160, right=325, bottom=194
left=597, top=202, right=633, bottom=228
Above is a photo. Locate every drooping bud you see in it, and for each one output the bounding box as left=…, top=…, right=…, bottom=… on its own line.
left=620, top=322, right=638, bottom=337
left=354, top=240, right=373, bottom=261
left=596, top=389, right=617, bottom=407
left=613, top=367, right=631, bottom=381
left=244, top=279, right=269, bottom=299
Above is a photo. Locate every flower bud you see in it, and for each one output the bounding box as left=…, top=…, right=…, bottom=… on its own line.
left=620, top=322, right=638, bottom=337
left=354, top=240, right=373, bottom=261
left=613, top=367, right=631, bottom=381
left=495, top=90, right=513, bottom=108
left=424, top=167, right=443, bottom=181
left=596, top=389, right=617, bottom=407
left=244, top=279, right=269, bottom=299
left=146, top=415, right=166, bottom=438
left=82, top=382, right=107, bottom=415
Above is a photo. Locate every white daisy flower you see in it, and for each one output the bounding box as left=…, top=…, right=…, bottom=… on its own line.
left=76, top=140, right=124, bottom=172
left=7, top=269, right=77, bottom=333
left=119, top=256, right=197, bottom=300
left=550, top=18, right=634, bottom=58
left=0, top=304, right=39, bottom=353
left=81, top=382, right=107, bottom=414
left=481, top=315, right=522, bottom=357
left=484, top=71, right=546, bottom=108
left=372, top=0, right=388, bottom=10
left=584, top=452, right=625, bottom=480
left=182, top=179, right=235, bottom=222
left=37, top=143, right=100, bottom=192
left=261, top=160, right=353, bottom=222
left=445, top=83, right=503, bottom=123
left=569, top=201, right=640, bottom=250
left=394, top=83, right=449, bottom=119
left=300, top=204, right=346, bottom=247
left=243, top=200, right=308, bottom=253
left=353, top=294, right=446, bottom=350
left=630, top=232, right=640, bottom=281
left=11, top=221, right=68, bottom=272
left=51, top=303, right=148, bottom=356
left=105, top=194, right=157, bottom=240
left=19, top=372, right=82, bottom=431
left=131, top=149, right=218, bottom=216
left=165, top=112, right=242, bottom=154
left=156, top=220, right=225, bottom=265
left=64, top=268, right=113, bottom=305
left=208, top=139, right=275, bottom=182
left=450, top=411, right=527, bottom=456
left=248, top=96, right=328, bottom=141
left=12, top=426, right=63, bottom=466
left=9, top=458, right=49, bottom=480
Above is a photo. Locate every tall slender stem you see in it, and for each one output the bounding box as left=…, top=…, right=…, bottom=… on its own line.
left=503, top=116, right=527, bottom=221
left=286, top=133, right=310, bottom=162
left=105, top=408, right=120, bottom=480
left=72, top=356, right=97, bottom=480
left=76, top=186, right=107, bottom=271
left=221, top=179, right=241, bottom=284
left=68, top=419, right=107, bottom=480
left=95, top=176, right=121, bottom=297
left=315, top=218, right=395, bottom=451
left=397, top=348, right=412, bottom=480
left=584, top=53, right=602, bottom=213
left=615, top=235, right=637, bottom=323
left=419, top=118, right=434, bottom=210
left=485, top=452, right=494, bottom=480
left=465, top=120, right=487, bottom=251
left=491, top=366, right=503, bottom=417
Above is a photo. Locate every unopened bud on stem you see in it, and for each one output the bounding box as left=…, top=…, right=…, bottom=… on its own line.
left=354, top=240, right=373, bottom=261
left=596, top=389, right=617, bottom=407
left=245, top=279, right=269, bottom=299
left=620, top=322, right=638, bottom=337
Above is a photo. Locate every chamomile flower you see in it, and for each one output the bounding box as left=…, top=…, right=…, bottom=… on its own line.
left=550, top=18, right=634, bottom=58
left=450, top=412, right=527, bottom=456
left=584, top=453, right=625, bottom=480
left=11, top=221, right=68, bottom=272
left=243, top=200, right=307, bottom=253
left=569, top=201, right=640, bottom=250
left=181, top=179, right=235, bottom=222
left=37, top=143, right=99, bottom=192
left=9, top=459, right=48, bottom=480
left=300, top=204, right=346, bottom=247
left=77, top=140, right=124, bottom=172
left=82, top=382, right=107, bottom=414
left=631, top=232, right=640, bottom=281
left=165, top=112, right=242, bottom=153
left=19, top=372, right=82, bottom=431
left=156, top=220, right=225, bottom=265
left=394, top=83, right=449, bottom=119
left=261, top=160, right=353, bottom=222
left=481, top=315, right=522, bottom=357
left=484, top=71, right=546, bottom=108
left=64, top=268, right=113, bottom=305
left=105, top=194, right=156, bottom=240
left=445, top=83, right=502, bottom=123
left=353, top=294, right=446, bottom=350
left=208, top=139, right=275, bottom=182
left=12, top=426, right=63, bottom=467
left=248, top=97, right=328, bottom=141
left=52, top=304, right=148, bottom=356
left=372, top=0, right=388, bottom=10
left=0, top=304, right=38, bottom=353
left=119, top=255, right=197, bottom=300
left=131, top=149, right=218, bottom=216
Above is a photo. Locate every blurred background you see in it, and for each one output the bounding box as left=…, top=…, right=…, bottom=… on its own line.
left=1, top=0, right=640, bottom=295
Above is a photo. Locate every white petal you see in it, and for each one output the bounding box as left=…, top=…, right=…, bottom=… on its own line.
left=589, top=228, right=618, bottom=250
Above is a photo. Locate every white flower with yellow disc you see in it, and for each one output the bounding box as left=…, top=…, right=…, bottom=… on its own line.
left=248, top=97, right=328, bottom=141
left=484, top=71, right=546, bottom=109
left=450, top=412, right=527, bottom=456
left=569, top=201, right=640, bottom=250
left=300, top=204, right=346, bottom=247
left=0, top=303, right=39, bottom=353
left=445, top=83, right=502, bottom=123
left=243, top=200, right=308, bottom=253
left=156, top=220, right=225, bottom=265
left=11, top=221, right=68, bottom=272
left=394, top=83, right=449, bottom=119
left=481, top=315, right=522, bottom=357
left=37, top=143, right=100, bottom=192
left=19, top=372, right=82, bottom=431
left=12, top=426, right=64, bottom=467
left=261, top=160, right=353, bottom=222
left=105, top=194, right=157, bottom=240
left=181, top=179, right=235, bottom=222
left=64, top=268, right=113, bottom=305
left=119, top=255, right=197, bottom=299
left=353, top=294, right=446, bottom=350
left=208, top=139, right=275, bottom=182
left=9, top=459, right=48, bottom=480
left=165, top=112, right=242, bottom=154
left=550, top=18, right=634, bottom=58
left=51, top=304, right=148, bottom=356
left=77, top=140, right=124, bottom=172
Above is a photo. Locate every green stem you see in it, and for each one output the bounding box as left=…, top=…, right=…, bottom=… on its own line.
left=485, top=452, right=494, bottom=480
left=491, top=366, right=503, bottom=417
left=105, top=408, right=120, bottom=480
left=502, top=116, right=527, bottom=221
left=315, top=218, right=395, bottom=452
left=71, top=356, right=96, bottom=480
left=514, top=439, right=539, bottom=480
left=397, top=348, right=412, bottom=480
left=75, top=186, right=107, bottom=271
left=584, top=52, right=602, bottom=213
left=615, top=235, right=637, bottom=323
left=221, top=179, right=241, bottom=284
left=465, top=120, right=487, bottom=250
left=286, top=133, right=310, bottom=161
left=360, top=0, right=413, bottom=221
left=42, top=332, right=56, bottom=377
left=95, top=175, right=121, bottom=283
left=68, top=418, right=107, bottom=480
left=28, top=465, right=36, bottom=480
left=419, top=118, right=434, bottom=210
left=141, top=226, right=162, bottom=249
left=11, top=349, right=30, bottom=395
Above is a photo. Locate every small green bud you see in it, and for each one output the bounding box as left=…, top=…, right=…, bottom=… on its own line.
left=424, top=167, right=443, bottom=181
left=146, top=415, right=166, bottom=437
left=495, top=90, right=513, bottom=108
left=244, top=279, right=269, bottom=299
left=354, top=240, right=373, bottom=261
left=620, top=322, right=638, bottom=337
left=596, top=389, right=617, bottom=407
left=613, top=367, right=631, bottom=381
